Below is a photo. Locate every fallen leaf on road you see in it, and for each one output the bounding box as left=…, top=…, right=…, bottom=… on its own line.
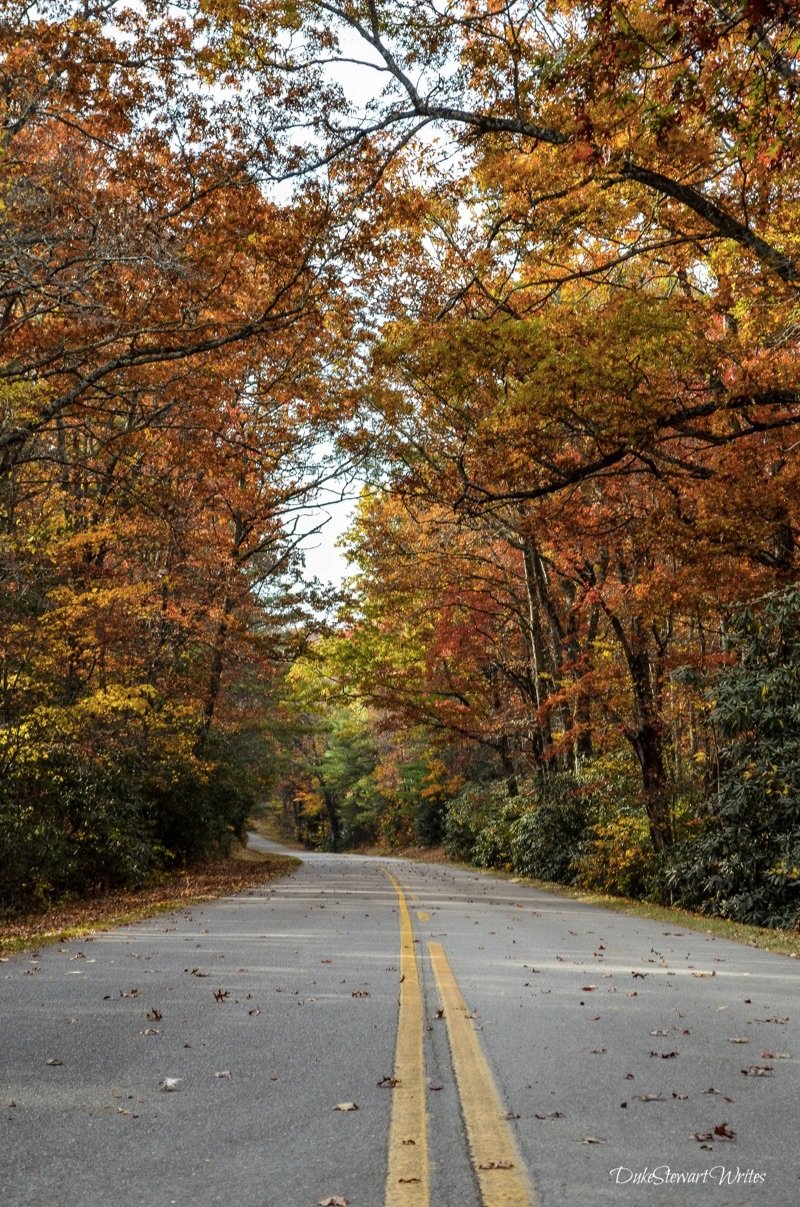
left=141, top=1028, right=160, bottom=1036
left=714, top=1122, right=736, bottom=1140
left=120, top=989, right=140, bottom=998
left=479, top=1160, right=514, bottom=1169
left=248, top=1008, right=261, bottom=1016
left=146, top=1008, right=163, bottom=1021
left=691, top=971, right=715, bottom=978
left=159, top=1078, right=181, bottom=1091
left=704, top=1088, right=734, bottom=1103
left=213, top=989, right=229, bottom=1002
left=333, top=1102, right=358, bottom=1112
left=634, top=1094, right=666, bottom=1102
left=761, top=1051, right=790, bottom=1059
left=672, top=1093, right=688, bottom=1100
left=214, top=1070, right=232, bottom=1079
left=318, top=1197, right=348, bottom=1206
left=692, top=1131, right=714, bottom=1143
left=741, top=1065, right=773, bottom=1076
left=580, top=1136, right=606, bottom=1145
left=534, top=1111, right=565, bottom=1120
left=377, top=1076, right=399, bottom=1088
left=45, top=1058, right=63, bottom=1066
left=351, top=991, right=370, bottom=998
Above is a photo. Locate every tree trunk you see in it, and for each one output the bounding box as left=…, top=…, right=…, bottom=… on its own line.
left=605, top=610, right=673, bottom=851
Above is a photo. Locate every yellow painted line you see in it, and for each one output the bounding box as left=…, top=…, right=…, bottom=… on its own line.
left=416, top=911, right=430, bottom=922
left=429, top=942, right=536, bottom=1207
left=384, top=872, right=429, bottom=1206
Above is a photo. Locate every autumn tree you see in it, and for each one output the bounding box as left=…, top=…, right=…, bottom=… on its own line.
left=0, top=0, right=357, bottom=909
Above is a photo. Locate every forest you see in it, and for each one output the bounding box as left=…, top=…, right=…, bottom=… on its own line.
left=1, top=0, right=799, bottom=929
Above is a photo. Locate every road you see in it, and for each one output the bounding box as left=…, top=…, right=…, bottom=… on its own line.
left=2, top=839, right=799, bottom=1207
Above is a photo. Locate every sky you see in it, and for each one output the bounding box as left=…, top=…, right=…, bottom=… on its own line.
left=299, top=485, right=357, bottom=585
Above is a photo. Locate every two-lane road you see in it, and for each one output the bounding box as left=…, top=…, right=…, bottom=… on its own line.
left=2, top=840, right=799, bottom=1206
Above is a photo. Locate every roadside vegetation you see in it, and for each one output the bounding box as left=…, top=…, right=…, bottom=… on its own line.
left=0, top=847, right=298, bottom=956
left=2, top=1, right=798, bottom=934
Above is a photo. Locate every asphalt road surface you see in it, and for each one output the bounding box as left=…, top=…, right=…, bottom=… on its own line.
left=2, top=838, right=799, bottom=1207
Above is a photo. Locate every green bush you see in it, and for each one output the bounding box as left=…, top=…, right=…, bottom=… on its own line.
left=509, top=774, right=591, bottom=883
left=472, top=798, right=527, bottom=869
left=0, top=730, right=256, bottom=916
left=0, top=756, right=159, bottom=914
left=664, top=585, right=800, bottom=929
left=443, top=782, right=508, bottom=862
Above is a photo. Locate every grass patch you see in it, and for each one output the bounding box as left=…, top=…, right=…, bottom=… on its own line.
left=0, top=845, right=300, bottom=957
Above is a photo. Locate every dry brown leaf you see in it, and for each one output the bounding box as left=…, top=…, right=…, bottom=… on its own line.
left=704, top=1088, right=735, bottom=1103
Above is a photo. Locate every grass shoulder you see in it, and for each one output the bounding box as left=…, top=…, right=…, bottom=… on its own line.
left=0, top=844, right=300, bottom=957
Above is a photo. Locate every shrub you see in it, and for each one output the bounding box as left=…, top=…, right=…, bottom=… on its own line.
left=509, top=774, right=591, bottom=884
left=472, top=799, right=527, bottom=869
left=575, top=813, right=656, bottom=897
left=664, top=585, right=800, bottom=929
left=443, top=782, right=508, bottom=862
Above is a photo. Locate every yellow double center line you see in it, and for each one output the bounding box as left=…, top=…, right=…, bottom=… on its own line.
left=384, top=872, right=536, bottom=1207
left=385, top=872, right=430, bottom=1204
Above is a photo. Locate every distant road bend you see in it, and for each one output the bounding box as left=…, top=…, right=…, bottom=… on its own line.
left=2, top=837, right=799, bottom=1206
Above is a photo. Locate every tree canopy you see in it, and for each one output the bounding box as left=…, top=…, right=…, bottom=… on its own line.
left=2, top=0, right=798, bottom=925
